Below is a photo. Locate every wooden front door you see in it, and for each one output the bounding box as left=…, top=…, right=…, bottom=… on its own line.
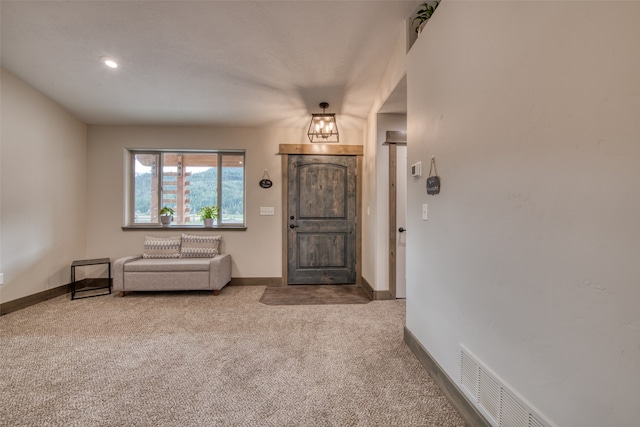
left=287, top=155, right=357, bottom=284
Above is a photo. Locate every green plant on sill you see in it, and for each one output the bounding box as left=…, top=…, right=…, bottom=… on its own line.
left=159, top=206, right=175, bottom=216
left=198, top=205, right=219, bottom=220
left=412, top=0, right=440, bottom=33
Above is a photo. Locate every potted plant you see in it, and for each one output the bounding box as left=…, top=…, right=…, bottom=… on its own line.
left=198, top=205, right=219, bottom=227
left=412, top=0, right=440, bottom=34
left=159, top=206, right=175, bottom=227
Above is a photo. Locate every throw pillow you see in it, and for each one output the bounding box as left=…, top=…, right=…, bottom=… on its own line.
left=142, top=235, right=181, bottom=259
left=180, top=234, right=221, bottom=258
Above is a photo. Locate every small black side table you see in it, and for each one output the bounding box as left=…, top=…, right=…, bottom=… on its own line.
left=71, top=258, right=111, bottom=300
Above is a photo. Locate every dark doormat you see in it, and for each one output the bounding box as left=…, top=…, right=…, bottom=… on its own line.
left=259, top=285, right=371, bottom=306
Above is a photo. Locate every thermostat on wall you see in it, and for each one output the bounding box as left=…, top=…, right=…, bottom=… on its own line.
left=411, top=161, right=422, bottom=177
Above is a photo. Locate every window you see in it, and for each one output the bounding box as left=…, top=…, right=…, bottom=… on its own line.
left=129, top=150, right=245, bottom=227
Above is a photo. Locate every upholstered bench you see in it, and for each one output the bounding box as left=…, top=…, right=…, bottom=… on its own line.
left=113, top=234, right=231, bottom=297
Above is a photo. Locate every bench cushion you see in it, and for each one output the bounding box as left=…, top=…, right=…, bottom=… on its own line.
left=113, top=254, right=231, bottom=293
left=124, top=258, right=211, bottom=272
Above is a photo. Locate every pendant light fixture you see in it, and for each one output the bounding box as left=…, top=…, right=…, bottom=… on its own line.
left=308, top=102, right=339, bottom=143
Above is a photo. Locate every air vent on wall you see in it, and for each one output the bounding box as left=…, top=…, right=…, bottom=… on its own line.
left=460, top=346, right=556, bottom=427
left=461, top=350, right=478, bottom=399
left=501, top=392, right=528, bottom=427
left=529, top=415, right=545, bottom=427
left=479, top=369, right=501, bottom=421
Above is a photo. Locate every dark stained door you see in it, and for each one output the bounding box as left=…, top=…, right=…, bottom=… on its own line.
left=287, top=155, right=357, bottom=284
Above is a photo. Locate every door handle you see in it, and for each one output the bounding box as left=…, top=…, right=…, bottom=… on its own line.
left=399, top=227, right=406, bottom=233
left=290, top=224, right=299, bottom=229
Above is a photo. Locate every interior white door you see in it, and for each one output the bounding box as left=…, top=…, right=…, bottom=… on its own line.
left=396, top=145, right=407, bottom=298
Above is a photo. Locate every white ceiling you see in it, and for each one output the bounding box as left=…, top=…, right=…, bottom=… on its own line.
left=1, top=1, right=415, bottom=129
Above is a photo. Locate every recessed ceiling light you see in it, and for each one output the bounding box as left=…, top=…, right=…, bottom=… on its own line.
left=100, top=56, right=118, bottom=69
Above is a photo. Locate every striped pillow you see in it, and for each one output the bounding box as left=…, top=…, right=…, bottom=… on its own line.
left=142, top=235, right=181, bottom=259
left=180, top=234, right=221, bottom=258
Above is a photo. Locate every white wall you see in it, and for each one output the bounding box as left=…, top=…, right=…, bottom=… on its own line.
left=86, top=126, right=362, bottom=279
left=0, top=68, right=87, bottom=303
left=406, top=2, right=640, bottom=426
left=362, top=25, right=408, bottom=291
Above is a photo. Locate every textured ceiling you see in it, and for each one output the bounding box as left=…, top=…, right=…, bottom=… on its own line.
left=1, top=1, right=415, bottom=128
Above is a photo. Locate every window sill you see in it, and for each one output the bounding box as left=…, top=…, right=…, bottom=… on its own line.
left=122, top=225, right=247, bottom=231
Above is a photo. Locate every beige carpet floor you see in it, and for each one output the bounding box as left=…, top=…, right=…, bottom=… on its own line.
left=0, top=286, right=465, bottom=427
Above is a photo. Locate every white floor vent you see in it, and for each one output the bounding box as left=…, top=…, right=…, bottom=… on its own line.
left=460, top=346, right=555, bottom=427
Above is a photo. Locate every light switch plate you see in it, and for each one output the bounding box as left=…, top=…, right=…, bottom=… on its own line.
left=260, top=207, right=275, bottom=216
left=422, top=204, right=428, bottom=221
left=0, top=273, right=4, bottom=285
left=411, top=162, right=422, bottom=177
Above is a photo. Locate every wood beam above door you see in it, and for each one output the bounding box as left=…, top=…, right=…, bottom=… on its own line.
left=278, top=144, right=363, bottom=156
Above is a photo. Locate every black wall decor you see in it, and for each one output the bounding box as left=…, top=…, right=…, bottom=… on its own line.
left=426, top=157, right=440, bottom=195
left=259, top=170, right=273, bottom=188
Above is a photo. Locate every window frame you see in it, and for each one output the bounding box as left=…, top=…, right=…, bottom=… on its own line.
left=127, top=149, right=246, bottom=229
